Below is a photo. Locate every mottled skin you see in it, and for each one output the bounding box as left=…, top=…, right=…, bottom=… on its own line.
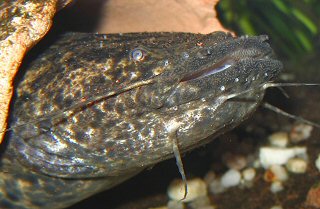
left=0, top=32, right=282, bottom=208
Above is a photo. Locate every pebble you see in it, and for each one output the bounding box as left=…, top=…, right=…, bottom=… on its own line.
left=188, top=196, right=212, bottom=209
left=270, top=205, right=283, bottom=209
left=315, top=154, right=320, bottom=172
left=204, top=171, right=216, bottom=185
left=167, top=178, right=207, bottom=202
left=290, top=123, right=313, bottom=143
left=208, top=178, right=226, bottom=194
left=286, top=158, right=308, bottom=174
left=151, top=206, right=169, bottom=209
left=306, top=184, right=320, bottom=208
left=270, top=181, right=284, bottom=193
left=167, top=200, right=184, bottom=209
left=268, top=132, right=289, bottom=148
left=270, top=165, right=288, bottom=181
left=195, top=206, right=216, bottom=209
left=259, top=146, right=307, bottom=168
left=242, top=167, right=256, bottom=181
left=253, top=158, right=261, bottom=168
left=222, top=153, right=247, bottom=170
left=220, top=169, right=241, bottom=188
left=264, top=165, right=288, bottom=182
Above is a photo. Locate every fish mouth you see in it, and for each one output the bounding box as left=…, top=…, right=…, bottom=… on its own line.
left=163, top=35, right=282, bottom=108
left=180, top=43, right=275, bottom=83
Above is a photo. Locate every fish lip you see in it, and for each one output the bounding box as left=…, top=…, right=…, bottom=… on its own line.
left=178, top=33, right=276, bottom=83
left=180, top=51, right=276, bottom=83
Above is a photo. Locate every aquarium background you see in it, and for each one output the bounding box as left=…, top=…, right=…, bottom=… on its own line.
left=217, top=0, right=320, bottom=62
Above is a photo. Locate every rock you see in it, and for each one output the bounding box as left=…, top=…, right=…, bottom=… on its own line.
left=222, top=153, right=247, bottom=170
left=264, top=165, right=288, bottom=182
left=305, top=183, right=320, bottom=208
left=187, top=195, right=212, bottom=209
left=220, top=169, right=241, bottom=188
left=270, top=181, right=284, bottom=193
left=315, top=154, right=320, bottom=172
left=286, top=158, right=308, bottom=174
left=167, top=200, right=184, bottom=209
left=97, top=0, right=229, bottom=34
left=289, top=123, right=313, bottom=143
left=151, top=206, right=169, bottom=209
left=270, top=205, right=283, bottom=209
left=208, top=178, right=226, bottom=194
left=242, top=167, right=256, bottom=181
left=167, top=178, right=207, bottom=202
left=259, top=146, right=307, bottom=168
left=268, top=132, right=289, bottom=148
left=0, top=0, right=73, bottom=143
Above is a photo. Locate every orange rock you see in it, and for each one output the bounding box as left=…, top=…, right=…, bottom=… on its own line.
left=306, top=184, right=320, bottom=208
left=0, top=0, right=69, bottom=143
left=97, top=0, right=229, bottom=34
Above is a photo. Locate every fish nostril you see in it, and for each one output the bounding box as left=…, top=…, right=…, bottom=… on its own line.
left=197, top=48, right=212, bottom=59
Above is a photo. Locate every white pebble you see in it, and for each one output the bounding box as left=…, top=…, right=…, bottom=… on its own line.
left=270, top=205, right=283, bottom=209
left=223, top=153, right=247, bottom=170
left=195, top=206, right=216, bottom=209
left=268, top=132, right=289, bottom=147
left=167, top=178, right=207, bottom=202
left=270, top=181, right=284, bottom=193
left=208, top=179, right=226, bottom=194
left=220, top=169, right=241, bottom=188
left=151, top=206, right=169, bottom=209
left=315, top=154, right=320, bottom=172
left=253, top=159, right=262, bottom=168
left=290, top=123, right=313, bottom=143
left=270, top=165, right=288, bottom=181
left=259, top=146, right=307, bottom=168
left=242, top=168, right=256, bottom=181
left=167, top=200, right=184, bottom=209
left=187, top=196, right=211, bottom=209
left=264, top=165, right=288, bottom=182
left=286, top=158, right=308, bottom=174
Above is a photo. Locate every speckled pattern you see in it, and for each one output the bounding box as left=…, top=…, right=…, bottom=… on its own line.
left=0, top=32, right=282, bottom=208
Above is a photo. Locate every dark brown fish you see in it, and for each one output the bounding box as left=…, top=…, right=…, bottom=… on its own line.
left=0, top=32, right=282, bottom=208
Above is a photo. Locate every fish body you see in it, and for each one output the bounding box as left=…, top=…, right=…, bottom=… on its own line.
left=0, top=32, right=282, bottom=208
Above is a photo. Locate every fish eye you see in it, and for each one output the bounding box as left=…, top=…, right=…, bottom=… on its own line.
left=130, top=48, right=146, bottom=61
